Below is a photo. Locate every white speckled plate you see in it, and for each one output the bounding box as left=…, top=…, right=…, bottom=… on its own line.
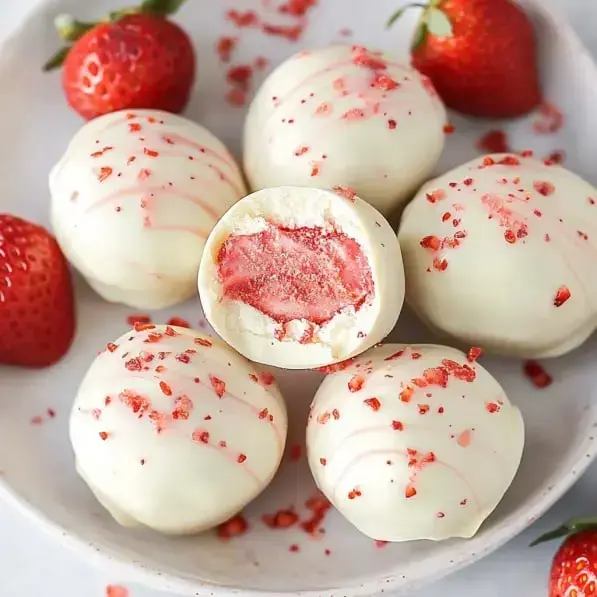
left=1, top=0, right=597, bottom=595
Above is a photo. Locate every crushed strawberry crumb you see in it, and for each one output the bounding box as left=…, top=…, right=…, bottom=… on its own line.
left=371, top=73, right=398, bottom=91
left=278, top=0, right=317, bottom=16
left=533, top=102, right=564, bottom=134
left=533, top=181, right=555, bottom=196
left=553, top=286, right=571, bottom=307
left=331, top=185, right=357, bottom=202
left=523, top=360, right=553, bottom=388
left=166, top=317, right=190, bottom=328
left=289, top=443, right=302, bottom=461
left=106, top=586, right=129, bottom=597
left=363, top=397, right=381, bottom=411
left=348, top=488, right=362, bottom=499
left=262, top=23, right=303, bottom=41
left=300, top=494, right=332, bottom=535
left=420, top=235, right=441, bottom=251
left=467, top=347, right=483, bottom=362
left=425, top=189, right=446, bottom=203
left=316, top=358, right=355, bottom=373
left=254, top=56, right=270, bottom=70
left=217, top=514, right=249, bottom=539
left=348, top=375, right=365, bottom=392
left=226, top=10, right=260, bottom=28
left=400, top=386, right=414, bottom=402
left=159, top=381, right=172, bottom=396
left=351, top=45, right=387, bottom=70
left=262, top=508, right=299, bottom=528
left=127, top=314, right=151, bottom=326
left=258, top=371, right=275, bottom=386
left=216, top=36, right=237, bottom=63
left=210, top=375, right=226, bottom=398
left=226, top=87, right=247, bottom=107
left=477, top=130, right=510, bottom=153
left=544, top=150, right=566, bottom=166
left=227, top=65, right=253, bottom=91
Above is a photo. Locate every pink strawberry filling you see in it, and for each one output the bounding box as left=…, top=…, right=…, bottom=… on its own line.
left=216, top=224, right=374, bottom=326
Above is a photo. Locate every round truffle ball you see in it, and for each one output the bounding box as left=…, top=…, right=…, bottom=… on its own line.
left=307, top=343, right=524, bottom=542
left=50, top=109, right=247, bottom=310
left=398, top=153, right=597, bottom=357
left=244, top=45, right=447, bottom=216
left=70, top=325, right=287, bottom=535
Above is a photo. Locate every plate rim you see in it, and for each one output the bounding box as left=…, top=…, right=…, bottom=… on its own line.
left=2, top=0, right=597, bottom=594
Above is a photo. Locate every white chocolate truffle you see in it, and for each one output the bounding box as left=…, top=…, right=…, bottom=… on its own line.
left=70, top=325, right=287, bottom=535
left=50, top=109, right=247, bottom=310
left=198, top=186, right=405, bottom=369
left=398, top=153, right=597, bottom=358
left=243, top=44, right=447, bottom=216
left=307, top=344, right=524, bottom=542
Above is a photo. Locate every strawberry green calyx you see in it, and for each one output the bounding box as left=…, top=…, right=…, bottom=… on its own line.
left=140, top=0, right=188, bottom=16
left=530, top=518, right=597, bottom=547
left=42, top=0, right=189, bottom=72
left=387, top=0, right=453, bottom=51
left=54, top=14, right=96, bottom=42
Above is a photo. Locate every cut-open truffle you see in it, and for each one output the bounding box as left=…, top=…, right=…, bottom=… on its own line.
left=198, top=186, right=405, bottom=369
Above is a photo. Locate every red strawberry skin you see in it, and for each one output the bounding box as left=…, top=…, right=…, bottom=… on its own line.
left=549, top=530, right=597, bottom=596
left=0, top=215, right=75, bottom=367
left=62, top=13, right=196, bottom=120
left=412, top=0, right=542, bottom=118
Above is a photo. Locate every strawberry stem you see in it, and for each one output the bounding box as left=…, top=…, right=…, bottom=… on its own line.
left=54, top=14, right=97, bottom=42
left=387, top=2, right=452, bottom=50
left=42, top=47, right=71, bottom=72
left=386, top=3, right=428, bottom=29
left=140, top=0, right=188, bottom=16
left=531, top=517, right=597, bottom=547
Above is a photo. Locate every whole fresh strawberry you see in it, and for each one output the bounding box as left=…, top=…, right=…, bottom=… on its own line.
left=44, top=0, right=195, bottom=120
left=532, top=518, right=597, bottom=596
left=0, top=215, right=75, bottom=367
left=388, top=0, right=542, bottom=118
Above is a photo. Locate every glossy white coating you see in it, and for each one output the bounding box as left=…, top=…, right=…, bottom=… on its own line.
left=70, top=325, right=287, bottom=535
left=398, top=153, right=597, bottom=357
left=307, top=343, right=524, bottom=542
left=243, top=44, right=447, bottom=216
left=50, top=109, right=247, bottom=310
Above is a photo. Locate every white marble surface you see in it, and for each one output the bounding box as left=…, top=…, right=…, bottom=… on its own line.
left=1, top=0, right=597, bottom=595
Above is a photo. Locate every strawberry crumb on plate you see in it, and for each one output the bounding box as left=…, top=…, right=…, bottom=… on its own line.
left=216, top=36, right=238, bottom=62
left=126, top=314, right=152, bottom=327
left=533, top=102, right=564, bottom=134
left=477, top=130, right=511, bottom=153
left=106, top=586, right=129, bottom=597
left=523, top=360, right=553, bottom=388
left=166, top=317, right=190, bottom=328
